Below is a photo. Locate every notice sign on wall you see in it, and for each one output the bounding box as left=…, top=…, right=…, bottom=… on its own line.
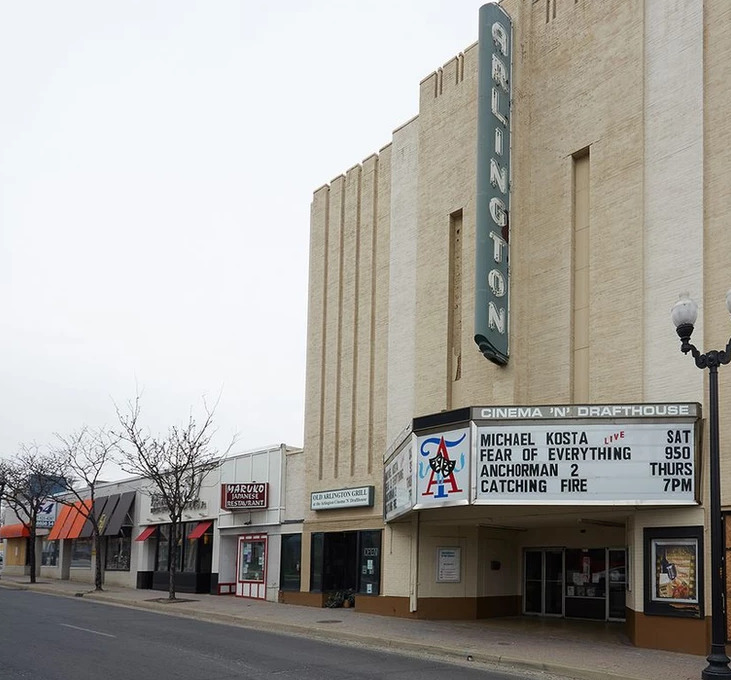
left=474, top=422, right=697, bottom=504
left=436, top=547, right=462, bottom=583
left=221, top=483, right=269, bottom=510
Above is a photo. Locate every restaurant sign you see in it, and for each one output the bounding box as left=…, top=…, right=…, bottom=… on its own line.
left=311, top=486, right=375, bottom=511
left=221, top=483, right=269, bottom=510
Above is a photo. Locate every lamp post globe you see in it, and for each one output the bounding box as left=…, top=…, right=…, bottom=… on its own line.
left=672, top=291, right=731, bottom=679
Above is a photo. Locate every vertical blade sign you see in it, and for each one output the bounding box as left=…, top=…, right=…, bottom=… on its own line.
left=474, top=3, right=512, bottom=365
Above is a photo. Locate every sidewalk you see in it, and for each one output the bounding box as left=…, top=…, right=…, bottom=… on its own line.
left=0, top=574, right=704, bottom=680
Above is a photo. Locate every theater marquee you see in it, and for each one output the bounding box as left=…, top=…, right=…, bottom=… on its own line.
left=382, top=403, right=701, bottom=521
left=473, top=421, right=696, bottom=504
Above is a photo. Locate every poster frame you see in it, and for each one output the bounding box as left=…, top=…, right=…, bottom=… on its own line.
left=643, top=525, right=704, bottom=618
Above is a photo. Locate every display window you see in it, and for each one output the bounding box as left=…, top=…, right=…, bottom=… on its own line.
left=71, top=538, right=92, bottom=569
left=309, top=530, right=383, bottom=596
left=280, top=534, right=301, bottom=591
left=106, top=527, right=132, bottom=571
left=237, top=533, right=268, bottom=599
left=239, top=538, right=266, bottom=582
left=154, top=522, right=211, bottom=573
left=41, top=539, right=59, bottom=567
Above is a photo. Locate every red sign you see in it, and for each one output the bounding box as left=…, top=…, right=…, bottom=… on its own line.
left=221, top=483, right=269, bottom=510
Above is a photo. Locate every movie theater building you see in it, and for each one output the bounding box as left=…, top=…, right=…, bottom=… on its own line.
left=300, top=0, right=731, bottom=654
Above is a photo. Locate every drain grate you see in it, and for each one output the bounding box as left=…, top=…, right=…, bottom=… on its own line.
left=315, top=620, right=343, bottom=624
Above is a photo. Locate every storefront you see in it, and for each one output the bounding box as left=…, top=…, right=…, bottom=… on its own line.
left=44, top=488, right=138, bottom=587
left=0, top=523, right=31, bottom=576
left=135, top=520, right=214, bottom=594
left=237, top=533, right=267, bottom=598
left=216, top=445, right=305, bottom=602
left=309, top=529, right=382, bottom=597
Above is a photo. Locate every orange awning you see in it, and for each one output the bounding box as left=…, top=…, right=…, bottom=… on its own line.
left=47, top=501, right=91, bottom=540
left=66, top=500, right=92, bottom=539
left=187, top=521, right=212, bottom=540
left=135, top=526, right=156, bottom=542
left=0, top=523, right=30, bottom=539
left=47, top=505, right=74, bottom=540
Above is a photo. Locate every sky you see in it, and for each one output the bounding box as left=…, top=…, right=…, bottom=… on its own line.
left=0, top=0, right=488, bottom=476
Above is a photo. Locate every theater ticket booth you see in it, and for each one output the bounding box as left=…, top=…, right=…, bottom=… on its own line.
left=524, top=547, right=627, bottom=621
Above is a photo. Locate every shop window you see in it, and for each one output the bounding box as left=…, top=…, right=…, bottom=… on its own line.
left=565, top=548, right=606, bottom=599
left=309, top=530, right=382, bottom=595
left=155, top=524, right=188, bottom=572
left=310, top=532, right=324, bottom=592
left=358, top=530, right=382, bottom=596
left=41, top=540, right=59, bottom=567
left=565, top=548, right=606, bottom=620
left=183, top=531, right=199, bottom=573
left=155, top=522, right=210, bottom=573
left=280, top=534, right=301, bottom=591
left=70, top=538, right=92, bottom=569
left=155, top=525, right=170, bottom=571
left=239, top=538, right=266, bottom=582
left=106, top=527, right=132, bottom=571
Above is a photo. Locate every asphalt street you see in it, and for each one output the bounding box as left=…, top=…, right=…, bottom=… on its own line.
left=0, top=589, right=553, bottom=680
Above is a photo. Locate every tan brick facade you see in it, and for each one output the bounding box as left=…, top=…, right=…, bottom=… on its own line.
left=302, top=0, right=731, bottom=654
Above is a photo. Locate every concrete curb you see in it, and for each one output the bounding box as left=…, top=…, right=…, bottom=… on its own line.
left=0, top=581, right=652, bottom=680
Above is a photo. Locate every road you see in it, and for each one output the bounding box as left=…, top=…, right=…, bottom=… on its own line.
left=0, top=589, right=557, bottom=680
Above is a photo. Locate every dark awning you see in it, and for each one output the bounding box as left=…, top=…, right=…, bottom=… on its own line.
left=104, top=491, right=135, bottom=536
left=79, top=495, right=115, bottom=539
left=187, top=521, right=212, bottom=540
left=135, top=526, right=156, bottom=542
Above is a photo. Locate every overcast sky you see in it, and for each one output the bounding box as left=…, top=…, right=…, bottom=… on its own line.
left=0, top=0, right=487, bottom=475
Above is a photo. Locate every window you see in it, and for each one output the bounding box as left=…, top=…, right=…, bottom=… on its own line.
left=41, top=540, right=59, bottom=567
left=71, top=538, right=92, bottom=569
left=155, top=525, right=170, bottom=572
left=310, top=532, right=324, bottom=592
left=106, top=527, right=132, bottom=571
left=155, top=523, right=206, bottom=572
left=565, top=548, right=606, bottom=600
left=280, top=534, right=301, bottom=591
left=183, top=530, right=198, bottom=573
left=309, top=530, right=382, bottom=594
left=358, top=530, right=382, bottom=596
left=239, top=538, right=266, bottom=582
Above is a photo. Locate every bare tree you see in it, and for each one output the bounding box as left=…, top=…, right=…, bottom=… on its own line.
left=115, top=396, right=233, bottom=600
left=0, top=445, right=68, bottom=583
left=52, top=427, right=119, bottom=591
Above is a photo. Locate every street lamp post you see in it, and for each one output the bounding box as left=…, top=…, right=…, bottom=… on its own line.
left=672, top=290, right=731, bottom=679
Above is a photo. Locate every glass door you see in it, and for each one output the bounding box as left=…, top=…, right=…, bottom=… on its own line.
left=524, top=549, right=564, bottom=616
left=524, top=550, right=543, bottom=614
left=545, top=549, right=564, bottom=615
left=607, top=548, right=627, bottom=621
